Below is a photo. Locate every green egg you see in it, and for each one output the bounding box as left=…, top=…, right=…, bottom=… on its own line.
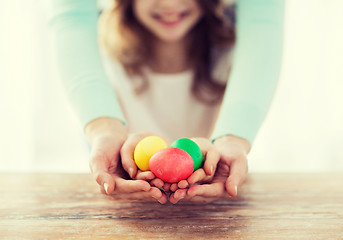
left=171, top=138, right=203, bottom=171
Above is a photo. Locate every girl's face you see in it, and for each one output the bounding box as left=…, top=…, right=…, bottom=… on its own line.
left=133, top=0, right=203, bottom=43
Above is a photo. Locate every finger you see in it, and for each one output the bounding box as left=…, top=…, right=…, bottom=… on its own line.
left=203, top=148, right=221, bottom=176
left=190, top=138, right=219, bottom=176
left=158, top=193, right=168, bottom=204
left=169, top=189, right=187, bottom=204
left=149, top=187, right=162, bottom=199
left=157, top=192, right=168, bottom=204
left=99, top=185, right=106, bottom=195
left=90, top=156, right=116, bottom=195
left=169, top=194, right=178, bottom=204
left=94, top=172, right=116, bottom=195
left=168, top=193, right=215, bottom=204
left=187, top=169, right=207, bottom=185
left=174, top=188, right=187, bottom=199
left=114, top=177, right=151, bottom=193
left=150, top=178, right=164, bottom=188
left=163, top=183, right=171, bottom=192
left=135, top=170, right=156, bottom=181
left=187, top=183, right=226, bottom=198
left=120, top=135, right=141, bottom=178
left=149, top=187, right=168, bottom=204
left=225, top=160, right=248, bottom=197
left=170, top=183, right=179, bottom=192
left=177, top=180, right=189, bottom=189
left=190, top=137, right=209, bottom=161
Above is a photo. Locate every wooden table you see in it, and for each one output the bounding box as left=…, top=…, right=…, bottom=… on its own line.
left=0, top=173, right=342, bottom=240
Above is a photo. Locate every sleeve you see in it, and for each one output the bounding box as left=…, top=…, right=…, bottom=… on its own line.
left=211, top=0, right=285, bottom=145
left=44, top=0, right=126, bottom=129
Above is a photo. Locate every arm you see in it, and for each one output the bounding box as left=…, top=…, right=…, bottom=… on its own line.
left=43, top=0, right=167, bottom=203
left=45, top=0, right=125, bottom=129
left=178, top=0, right=285, bottom=203
left=211, top=0, right=285, bottom=146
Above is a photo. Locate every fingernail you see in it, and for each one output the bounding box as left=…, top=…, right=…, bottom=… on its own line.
left=104, top=183, right=109, bottom=194
left=128, top=168, right=134, bottom=178
left=210, top=166, right=214, bottom=175
left=235, top=185, right=238, bottom=194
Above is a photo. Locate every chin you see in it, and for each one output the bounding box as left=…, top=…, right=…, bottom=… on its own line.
left=155, top=31, right=189, bottom=43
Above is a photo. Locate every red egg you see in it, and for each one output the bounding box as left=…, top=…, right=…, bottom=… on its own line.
left=149, top=148, right=194, bottom=183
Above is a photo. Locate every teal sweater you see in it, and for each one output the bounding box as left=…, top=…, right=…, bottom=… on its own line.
left=46, top=0, right=284, bottom=145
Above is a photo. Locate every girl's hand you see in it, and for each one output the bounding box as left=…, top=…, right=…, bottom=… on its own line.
left=174, top=135, right=250, bottom=204
left=120, top=132, right=169, bottom=203
left=169, top=137, right=221, bottom=204
left=86, top=118, right=167, bottom=204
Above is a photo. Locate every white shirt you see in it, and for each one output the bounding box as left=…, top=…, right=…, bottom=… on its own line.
left=102, top=49, right=233, bottom=143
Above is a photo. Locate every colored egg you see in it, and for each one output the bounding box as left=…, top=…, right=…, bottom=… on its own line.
left=134, top=136, right=168, bottom=171
left=149, top=148, right=194, bottom=183
left=171, top=138, right=203, bottom=171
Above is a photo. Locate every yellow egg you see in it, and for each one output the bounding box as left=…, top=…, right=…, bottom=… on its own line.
left=134, top=136, right=168, bottom=171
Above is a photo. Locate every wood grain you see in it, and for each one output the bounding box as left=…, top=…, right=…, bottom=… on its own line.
left=0, top=173, right=342, bottom=240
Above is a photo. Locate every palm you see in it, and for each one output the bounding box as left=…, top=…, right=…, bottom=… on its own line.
left=107, top=157, right=130, bottom=180
left=173, top=138, right=249, bottom=203
left=103, top=142, right=129, bottom=179
left=211, top=160, right=230, bottom=184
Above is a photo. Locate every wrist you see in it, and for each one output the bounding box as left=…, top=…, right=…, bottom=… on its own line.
left=212, top=135, right=251, bottom=154
left=85, top=117, right=128, bottom=145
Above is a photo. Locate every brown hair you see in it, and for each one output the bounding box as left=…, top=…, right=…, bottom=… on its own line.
left=99, top=0, right=235, bottom=104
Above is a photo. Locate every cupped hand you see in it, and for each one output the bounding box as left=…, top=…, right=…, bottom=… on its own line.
left=120, top=132, right=169, bottom=202
left=86, top=118, right=167, bottom=204
left=169, top=137, right=221, bottom=204
left=171, top=135, right=250, bottom=204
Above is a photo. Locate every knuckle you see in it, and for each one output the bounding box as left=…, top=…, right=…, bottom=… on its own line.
left=93, top=172, right=103, bottom=185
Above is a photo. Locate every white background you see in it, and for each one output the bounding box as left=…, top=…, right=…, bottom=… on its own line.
left=0, top=0, right=342, bottom=173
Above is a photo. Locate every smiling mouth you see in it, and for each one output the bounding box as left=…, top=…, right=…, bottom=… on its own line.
left=152, top=11, right=190, bottom=27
